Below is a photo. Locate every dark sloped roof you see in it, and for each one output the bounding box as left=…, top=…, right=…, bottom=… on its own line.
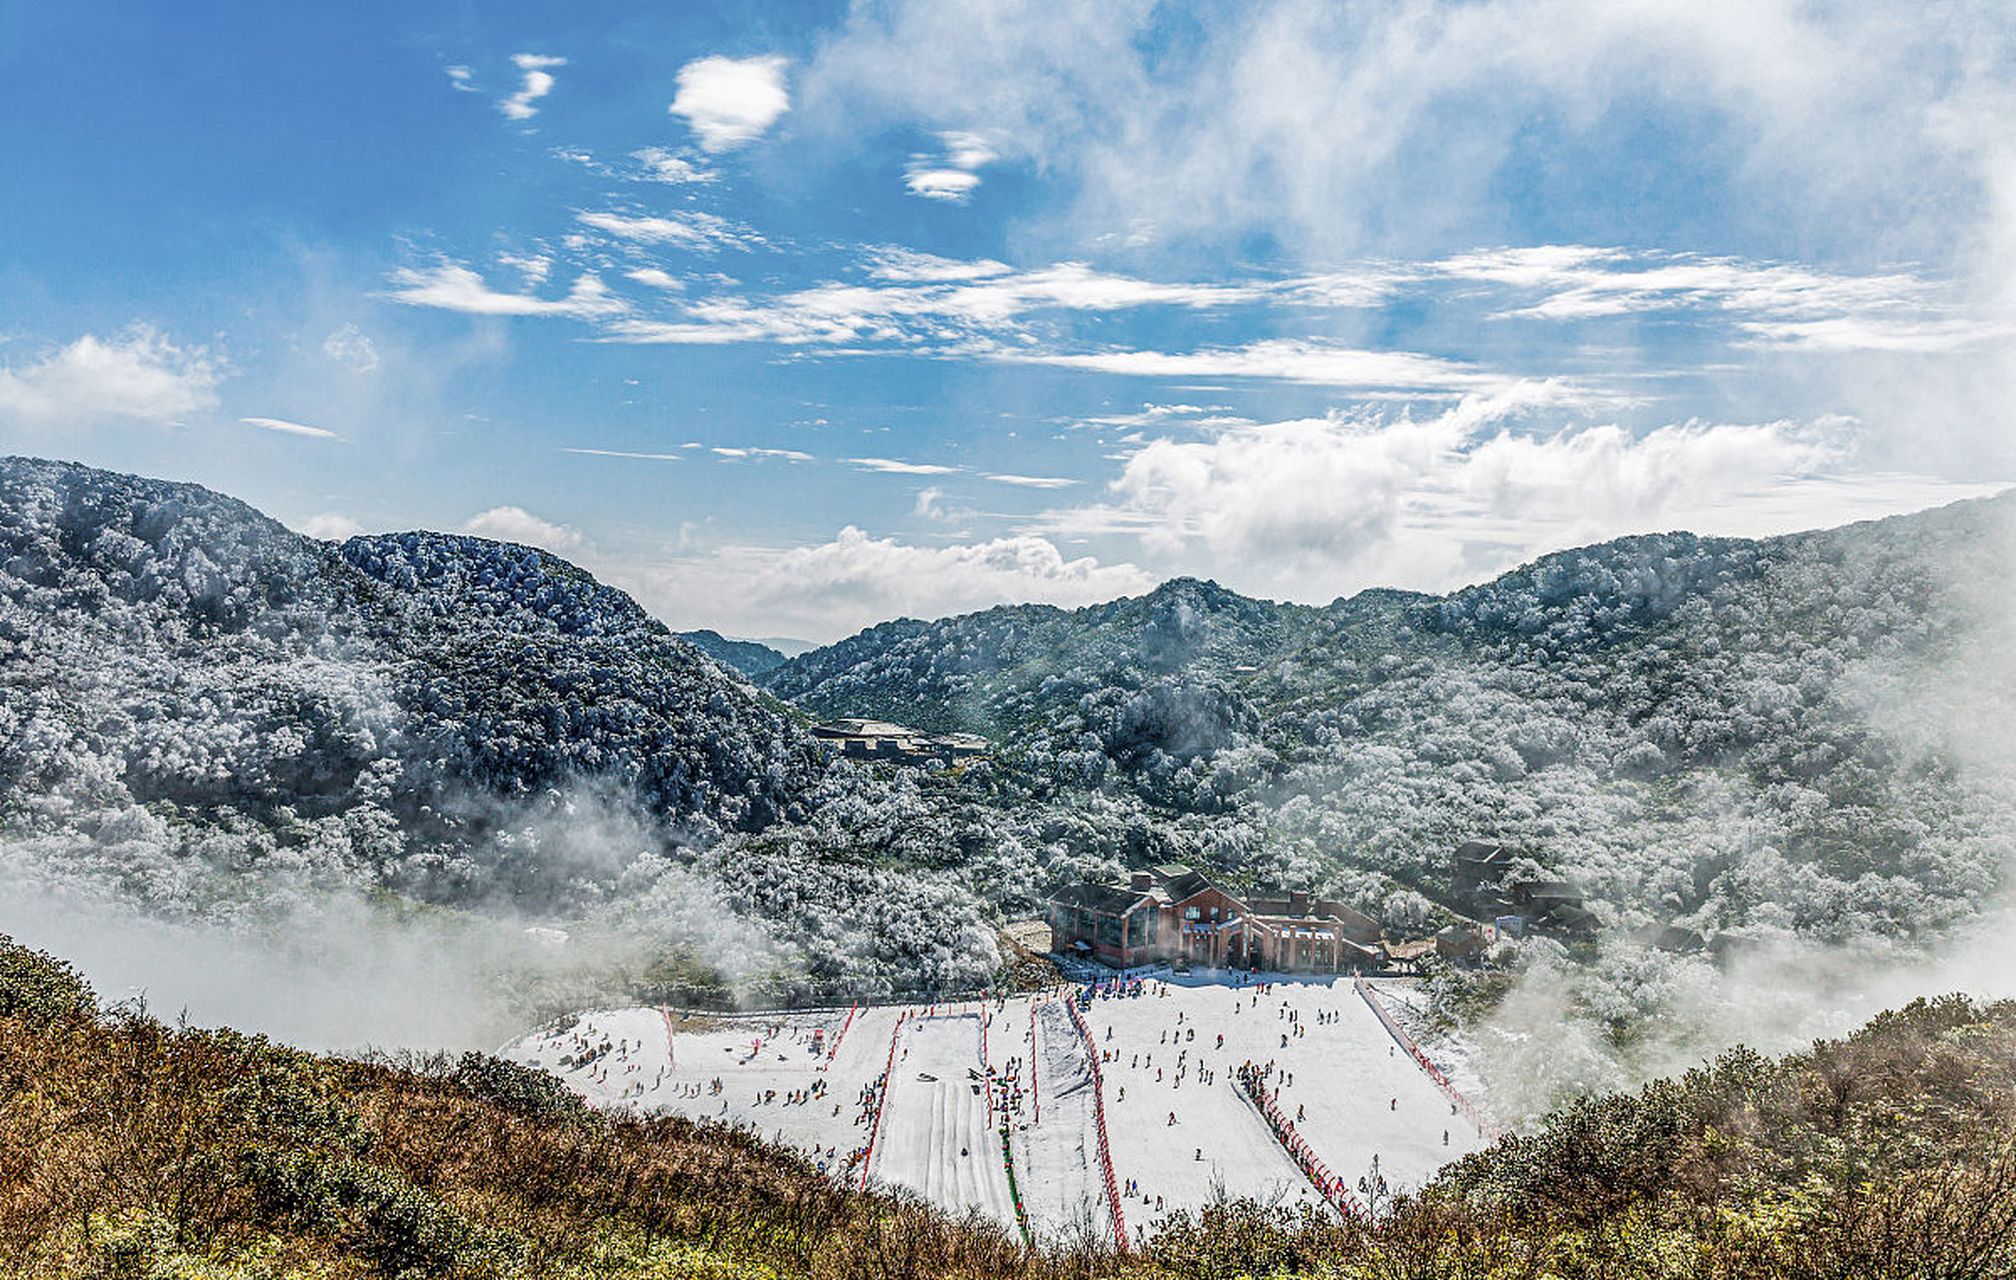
left=1160, top=870, right=1214, bottom=901
left=1050, top=882, right=1152, bottom=915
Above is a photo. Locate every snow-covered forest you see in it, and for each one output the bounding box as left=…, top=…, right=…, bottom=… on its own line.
left=8, top=456, right=2016, bottom=1065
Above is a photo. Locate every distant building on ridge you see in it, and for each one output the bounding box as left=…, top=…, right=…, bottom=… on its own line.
left=810, top=718, right=988, bottom=764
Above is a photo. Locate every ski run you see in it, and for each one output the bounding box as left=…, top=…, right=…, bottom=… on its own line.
left=500, top=973, right=1490, bottom=1245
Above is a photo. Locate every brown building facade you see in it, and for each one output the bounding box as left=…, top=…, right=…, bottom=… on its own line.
left=1048, top=864, right=1384, bottom=973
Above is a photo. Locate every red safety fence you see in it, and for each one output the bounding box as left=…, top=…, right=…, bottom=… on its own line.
left=1062, top=997, right=1130, bottom=1253
left=819, top=1003, right=859, bottom=1072
left=979, top=1007, right=996, bottom=1127
left=857, top=1009, right=911, bottom=1191
left=657, top=1007, right=677, bottom=1069
left=1234, top=1064, right=1364, bottom=1218
left=1028, top=1000, right=1043, bottom=1123
left=1354, top=976, right=1501, bottom=1141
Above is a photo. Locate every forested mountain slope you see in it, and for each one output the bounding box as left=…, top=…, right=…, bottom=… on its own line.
left=766, top=496, right=2016, bottom=948
left=0, top=456, right=821, bottom=920
left=675, top=628, right=791, bottom=677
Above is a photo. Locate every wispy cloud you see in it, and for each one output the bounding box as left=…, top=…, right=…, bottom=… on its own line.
left=984, top=473, right=1077, bottom=488
left=501, top=53, right=565, bottom=121
left=847, top=456, right=961, bottom=475
left=561, top=447, right=683, bottom=462
left=241, top=415, right=340, bottom=441
left=670, top=55, right=790, bottom=152
left=710, top=445, right=813, bottom=462
left=575, top=209, right=763, bottom=252
left=1017, top=338, right=1506, bottom=393
left=384, top=262, right=627, bottom=319
left=631, top=147, right=714, bottom=185
left=905, top=129, right=1000, bottom=202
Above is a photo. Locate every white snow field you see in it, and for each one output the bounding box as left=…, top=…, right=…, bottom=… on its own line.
left=868, top=1012, right=1018, bottom=1224
left=1007, top=999, right=1111, bottom=1239
left=498, top=974, right=1488, bottom=1244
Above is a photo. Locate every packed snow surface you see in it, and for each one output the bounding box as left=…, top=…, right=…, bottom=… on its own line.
left=500, top=972, right=1489, bottom=1242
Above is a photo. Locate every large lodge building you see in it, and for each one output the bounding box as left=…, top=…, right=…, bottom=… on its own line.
left=1048, top=864, right=1385, bottom=974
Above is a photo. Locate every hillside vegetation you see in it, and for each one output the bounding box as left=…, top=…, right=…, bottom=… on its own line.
left=764, top=499, right=2016, bottom=949
left=8, top=456, right=2016, bottom=1037
left=5, top=933, right=2016, bottom=1278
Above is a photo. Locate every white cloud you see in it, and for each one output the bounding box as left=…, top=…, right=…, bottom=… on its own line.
left=497, top=252, right=552, bottom=285
left=460, top=505, right=583, bottom=551
left=240, top=416, right=340, bottom=441
left=669, top=54, right=790, bottom=152
left=610, top=526, right=1155, bottom=640
left=1739, top=315, right=2016, bottom=353
left=865, top=249, right=1013, bottom=282
left=1019, top=338, right=1505, bottom=392
left=0, top=329, right=220, bottom=428
left=631, top=146, right=714, bottom=184
left=501, top=52, right=565, bottom=121
left=384, top=263, right=627, bottom=319
left=710, top=446, right=814, bottom=462
left=561, top=447, right=683, bottom=462
left=321, top=323, right=379, bottom=372
left=624, top=268, right=686, bottom=291
left=298, top=513, right=365, bottom=540
left=575, top=209, right=762, bottom=252
left=847, top=456, right=961, bottom=475
left=904, top=129, right=1000, bottom=202
left=904, top=167, right=983, bottom=201
left=985, top=473, right=1078, bottom=488
left=444, top=65, right=476, bottom=93
left=1041, top=392, right=2003, bottom=602
left=939, top=131, right=998, bottom=171
left=599, top=260, right=1274, bottom=348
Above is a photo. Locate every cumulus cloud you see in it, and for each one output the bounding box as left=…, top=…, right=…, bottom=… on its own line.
left=608, top=526, right=1155, bottom=640
left=669, top=54, right=790, bottom=152
left=1042, top=393, right=2002, bottom=601
left=501, top=52, right=565, bottom=121
left=384, top=262, right=627, bottom=319
left=240, top=416, right=340, bottom=441
left=298, top=513, right=366, bottom=540
left=0, top=328, right=220, bottom=428
left=461, top=506, right=584, bottom=552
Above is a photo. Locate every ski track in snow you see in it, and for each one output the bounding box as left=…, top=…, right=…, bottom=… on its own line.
left=499, top=975, right=1489, bottom=1242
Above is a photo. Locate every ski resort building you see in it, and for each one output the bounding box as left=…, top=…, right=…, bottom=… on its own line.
left=809, top=718, right=988, bottom=764
left=1047, top=865, right=1385, bottom=973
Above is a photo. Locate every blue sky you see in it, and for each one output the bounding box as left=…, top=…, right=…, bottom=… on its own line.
left=3, top=1, right=2014, bottom=639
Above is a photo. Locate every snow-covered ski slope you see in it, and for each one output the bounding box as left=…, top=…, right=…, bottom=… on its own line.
left=870, top=1013, right=1017, bottom=1220
left=499, top=974, right=1489, bottom=1243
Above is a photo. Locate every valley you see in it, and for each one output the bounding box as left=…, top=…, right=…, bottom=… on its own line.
left=500, top=971, right=1489, bottom=1240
